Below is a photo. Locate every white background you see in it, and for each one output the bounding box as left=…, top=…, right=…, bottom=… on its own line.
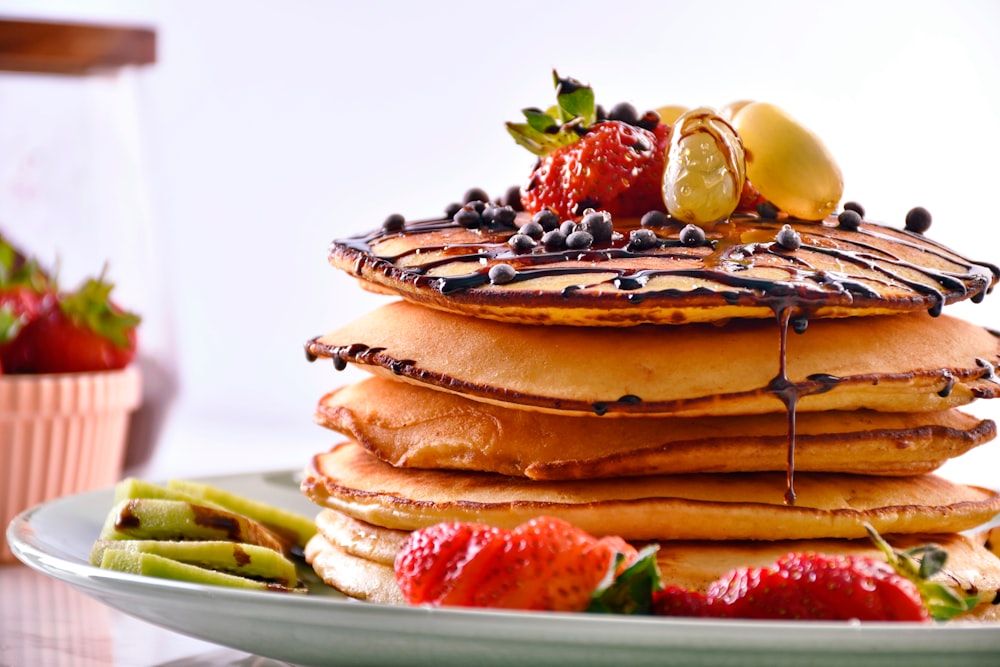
left=1, top=0, right=998, bottom=483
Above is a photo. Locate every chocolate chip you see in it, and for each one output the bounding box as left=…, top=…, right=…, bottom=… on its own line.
left=607, top=102, right=639, bottom=126
left=566, top=230, right=594, bottom=249
left=905, top=206, right=932, bottom=234
left=501, top=185, right=523, bottom=211
left=756, top=201, right=780, bottom=219
left=843, top=201, right=865, bottom=218
left=837, top=210, right=862, bottom=231
left=454, top=207, right=481, bottom=229
left=519, top=220, right=544, bottom=239
left=679, top=224, right=706, bottom=246
left=507, top=233, right=535, bottom=253
left=541, top=229, right=567, bottom=250
left=463, top=188, right=489, bottom=204
left=580, top=211, right=613, bottom=243
left=641, top=210, right=668, bottom=227
left=382, top=213, right=405, bottom=232
left=488, top=263, right=516, bottom=284
left=776, top=224, right=802, bottom=250
left=533, top=209, right=560, bottom=231
left=627, top=228, right=658, bottom=251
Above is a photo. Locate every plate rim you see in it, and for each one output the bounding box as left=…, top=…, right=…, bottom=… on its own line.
left=7, top=468, right=1000, bottom=667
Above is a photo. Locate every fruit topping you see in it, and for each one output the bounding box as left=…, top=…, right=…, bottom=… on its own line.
left=508, top=72, right=670, bottom=219
left=394, top=517, right=977, bottom=621
left=662, top=107, right=746, bottom=226
left=394, top=516, right=640, bottom=612
left=728, top=101, right=844, bottom=221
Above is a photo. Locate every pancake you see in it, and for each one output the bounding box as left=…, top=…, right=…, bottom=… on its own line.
left=305, top=301, right=1000, bottom=417
left=304, top=533, right=406, bottom=605
left=329, top=213, right=998, bottom=326
left=302, top=442, right=1000, bottom=541
left=317, top=377, right=996, bottom=478
left=307, top=507, right=1000, bottom=621
left=314, top=505, right=407, bottom=565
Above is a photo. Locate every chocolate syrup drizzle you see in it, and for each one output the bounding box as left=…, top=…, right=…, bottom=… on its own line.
left=326, top=214, right=1000, bottom=504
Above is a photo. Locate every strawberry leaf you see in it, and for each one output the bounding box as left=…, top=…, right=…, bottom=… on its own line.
left=0, top=304, right=23, bottom=344
left=522, top=107, right=559, bottom=133
left=59, top=274, right=140, bottom=348
left=552, top=71, right=596, bottom=125
left=506, top=71, right=599, bottom=157
left=864, top=523, right=979, bottom=622
left=0, top=235, right=51, bottom=292
left=505, top=120, right=579, bottom=156
left=587, top=545, right=661, bottom=615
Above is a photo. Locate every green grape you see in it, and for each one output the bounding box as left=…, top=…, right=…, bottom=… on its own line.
left=661, top=107, right=746, bottom=226
left=730, top=102, right=842, bottom=221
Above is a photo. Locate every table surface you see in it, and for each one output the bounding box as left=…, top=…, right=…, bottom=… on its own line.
left=3, top=405, right=999, bottom=666
left=1, top=411, right=328, bottom=667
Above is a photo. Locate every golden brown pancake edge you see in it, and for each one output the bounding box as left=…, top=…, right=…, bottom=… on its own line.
left=305, top=301, right=1000, bottom=417
left=329, top=214, right=999, bottom=327
left=301, top=442, right=1000, bottom=541
left=316, top=377, right=997, bottom=478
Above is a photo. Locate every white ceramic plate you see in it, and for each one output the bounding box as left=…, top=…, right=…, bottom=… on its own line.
left=7, top=469, right=1000, bottom=667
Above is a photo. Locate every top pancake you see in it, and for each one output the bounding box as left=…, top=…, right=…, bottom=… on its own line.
left=329, top=213, right=998, bottom=326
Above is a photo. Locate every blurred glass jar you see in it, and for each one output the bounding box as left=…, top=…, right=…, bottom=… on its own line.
left=0, top=19, right=173, bottom=479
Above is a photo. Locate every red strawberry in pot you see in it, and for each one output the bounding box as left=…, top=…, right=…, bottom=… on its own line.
left=0, top=235, right=54, bottom=369
left=3, top=274, right=139, bottom=374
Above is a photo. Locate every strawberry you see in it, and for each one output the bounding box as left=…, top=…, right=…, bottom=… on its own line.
left=394, top=521, right=502, bottom=605
left=394, top=516, right=640, bottom=612
left=653, top=526, right=979, bottom=622
left=736, top=178, right=766, bottom=213
left=3, top=275, right=140, bottom=374
left=507, top=72, right=670, bottom=220
left=702, top=552, right=931, bottom=621
left=649, top=585, right=711, bottom=617
left=0, top=286, right=48, bottom=347
left=0, top=235, right=53, bottom=369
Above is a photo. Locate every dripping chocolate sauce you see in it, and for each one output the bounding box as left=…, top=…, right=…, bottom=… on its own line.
left=327, top=214, right=999, bottom=505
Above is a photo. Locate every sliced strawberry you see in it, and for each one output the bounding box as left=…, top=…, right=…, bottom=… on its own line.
left=652, top=585, right=711, bottom=617
left=395, top=516, right=638, bottom=612
left=705, top=552, right=930, bottom=621
left=394, top=521, right=501, bottom=605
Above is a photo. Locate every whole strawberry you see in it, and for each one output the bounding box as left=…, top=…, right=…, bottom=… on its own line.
left=0, top=235, right=53, bottom=369
left=395, top=516, right=639, bottom=612
left=508, top=72, right=670, bottom=220
left=3, top=275, right=140, bottom=374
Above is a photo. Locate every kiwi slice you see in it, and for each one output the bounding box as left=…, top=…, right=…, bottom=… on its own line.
left=98, top=498, right=290, bottom=555
left=166, top=478, right=317, bottom=549
left=99, top=549, right=303, bottom=592
left=113, top=477, right=225, bottom=508
left=90, top=539, right=299, bottom=586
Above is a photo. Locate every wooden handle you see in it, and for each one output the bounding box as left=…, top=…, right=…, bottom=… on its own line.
left=0, top=18, right=155, bottom=75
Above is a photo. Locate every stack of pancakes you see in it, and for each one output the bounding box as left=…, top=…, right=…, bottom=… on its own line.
left=301, top=210, right=1000, bottom=620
